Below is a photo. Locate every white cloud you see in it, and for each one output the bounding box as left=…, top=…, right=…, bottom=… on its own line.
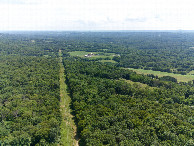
left=0, top=0, right=194, bottom=30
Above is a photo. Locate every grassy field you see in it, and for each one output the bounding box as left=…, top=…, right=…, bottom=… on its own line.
left=99, top=59, right=117, bottom=63
left=128, top=68, right=194, bottom=82
left=69, top=51, right=116, bottom=59
left=59, top=50, right=78, bottom=146
left=188, top=70, right=194, bottom=75
left=69, top=51, right=91, bottom=57
left=121, top=79, right=156, bottom=90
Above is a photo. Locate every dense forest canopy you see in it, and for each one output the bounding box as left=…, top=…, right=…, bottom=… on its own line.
left=63, top=58, right=193, bottom=145
left=0, top=31, right=193, bottom=145
left=0, top=56, right=60, bottom=145
left=0, top=33, right=61, bottom=145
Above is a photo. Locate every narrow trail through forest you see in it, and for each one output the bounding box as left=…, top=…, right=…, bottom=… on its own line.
left=59, top=49, right=79, bottom=146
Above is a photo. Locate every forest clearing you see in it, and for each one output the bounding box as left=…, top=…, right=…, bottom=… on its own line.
left=69, top=51, right=115, bottom=59
left=59, top=50, right=78, bottom=146
left=128, top=68, right=194, bottom=82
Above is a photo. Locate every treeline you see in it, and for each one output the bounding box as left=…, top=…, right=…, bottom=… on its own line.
left=57, top=32, right=194, bottom=74
left=65, top=58, right=194, bottom=106
left=2, top=32, right=194, bottom=75
left=0, top=33, right=62, bottom=57
left=64, top=58, right=194, bottom=145
left=113, top=48, right=194, bottom=75
left=0, top=56, right=61, bottom=145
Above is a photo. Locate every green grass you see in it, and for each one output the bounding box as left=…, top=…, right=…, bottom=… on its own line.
left=99, top=60, right=117, bottom=63
left=59, top=50, right=78, bottom=146
left=69, top=51, right=91, bottom=57
left=128, top=68, right=194, bottom=82
left=188, top=70, right=194, bottom=75
left=121, top=79, right=156, bottom=90
left=69, top=51, right=115, bottom=59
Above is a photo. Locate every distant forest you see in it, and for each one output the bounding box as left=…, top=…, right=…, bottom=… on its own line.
left=0, top=32, right=193, bottom=145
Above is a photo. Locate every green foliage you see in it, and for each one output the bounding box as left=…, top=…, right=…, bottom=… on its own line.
left=0, top=31, right=194, bottom=146
left=64, top=59, right=194, bottom=146
left=0, top=56, right=61, bottom=145
left=159, top=76, right=177, bottom=82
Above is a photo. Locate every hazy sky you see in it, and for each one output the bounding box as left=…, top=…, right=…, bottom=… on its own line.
left=0, top=0, right=194, bottom=30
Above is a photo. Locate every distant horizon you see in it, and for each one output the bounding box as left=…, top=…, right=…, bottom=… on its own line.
left=1, top=0, right=194, bottom=31
left=1, top=30, right=194, bottom=33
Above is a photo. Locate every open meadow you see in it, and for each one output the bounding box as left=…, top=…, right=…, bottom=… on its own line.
left=128, top=68, right=194, bottom=82
left=69, top=51, right=116, bottom=59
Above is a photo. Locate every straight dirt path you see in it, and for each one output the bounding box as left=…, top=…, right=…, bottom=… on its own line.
left=59, top=49, right=79, bottom=146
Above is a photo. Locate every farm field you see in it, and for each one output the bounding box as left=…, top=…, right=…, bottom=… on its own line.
left=128, top=68, right=194, bottom=82
left=69, top=51, right=116, bottom=59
